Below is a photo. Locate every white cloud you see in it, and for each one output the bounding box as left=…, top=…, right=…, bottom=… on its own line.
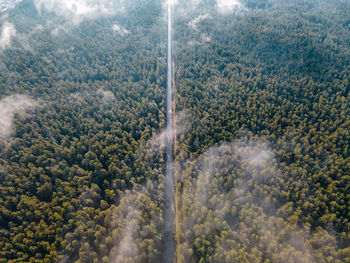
left=112, top=24, right=130, bottom=36
left=170, top=0, right=180, bottom=6
left=233, top=142, right=274, bottom=168
left=216, top=0, right=243, bottom=14
left=0, top=95, right=37, bottom=139
left=188, top=14, right=212, bottom=45
left=34, top=0, right=125, bottom=24
left=0, top=21, right=16, bottom=49
left=0, top=20, right=45, bottom=52
left=111, top=190, right=142, bottom=261
left=200, top=33, right=211, bottom=43
left=146, top=110, right=192, bottom=154
left=170, top=0, right=245, bottom=19
left=165, top=0, right=200, bottom=18
left=188, top=14, right=210, bottom=31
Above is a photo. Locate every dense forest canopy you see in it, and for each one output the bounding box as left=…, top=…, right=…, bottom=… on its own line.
left=0, top=0, right=349, bottom=262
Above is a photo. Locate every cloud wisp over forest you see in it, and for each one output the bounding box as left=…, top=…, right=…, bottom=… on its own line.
left=0, top=21, right=16, bottom=50
left=0, top=0, right=348, bottom=262
left=216, top=0, right=244, bottom=14
left=0, top=95, right=37, bottom=140
left=176, top=140, right=324, bottom=262
left=171, top=0, right=245, bottom=15
left=34, top=0, right=126, bottom=24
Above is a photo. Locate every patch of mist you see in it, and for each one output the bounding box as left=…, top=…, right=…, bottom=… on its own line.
left=108, top=182, right=163, bottom=262
left=188, top=141, right=275, bottom=212
left=188, top=13, right=211, bottom=31
left=148, top=128, right=168, bottom=153
left=16, top=24, right=44, bottom=51
left=178, top=139, right=320, bottom=261
left=112, top=23, right=130, bottom=36
left=110, top=190, right=143, bottom=262
left=34, top=0, right=126, bottom=25
left=0, top=95, right=37, bottom=140
left=148, top=110, right=192, bottom=154
left=171, top=0, right=245, bottom=17
left=0, top=21, right=16, bottom=50
left=200, top=33, right=211, bottom=42
left=165, top=0, right=200, bottom=18
left=187, top=34, right=211, bottom=46
left=0, top=19, right=46, bottom=52
left=216, top=0, right=245, bottom=14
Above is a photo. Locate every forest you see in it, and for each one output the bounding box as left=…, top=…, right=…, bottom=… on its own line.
left=0, top=0, right=349, bottom=262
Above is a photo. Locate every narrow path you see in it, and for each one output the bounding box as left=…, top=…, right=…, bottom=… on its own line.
left=164, top=0, right=175, bottom=262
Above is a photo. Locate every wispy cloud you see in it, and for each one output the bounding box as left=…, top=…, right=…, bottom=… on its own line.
left=0, top=95, right=37, bottom=139
left=147, top=111, right=192, bottom=154
left=17, top=24, right=44, bottom=51
left=171, top=0, right=244, bottom=16
left=176, top=138, right=329, bottom=261
left=216, top=0, right=244, bottom=14
left=34, top=0, right=125, bottom=24
left=200, top=33, right=211, bottom=42
left=188, top=13, right=210, bottom=31
left=112, top=24, right=130, bottom=36
left=111, top=190, right=143, bottom=262
left=0, top=21, right=16, bottom=50
left=108, top=183, right=163, bottom=262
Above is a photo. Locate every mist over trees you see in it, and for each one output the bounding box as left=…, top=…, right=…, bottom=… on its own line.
left=173, top=0, right=349, bottom=262
left=0, top=0, right=349, bottom=262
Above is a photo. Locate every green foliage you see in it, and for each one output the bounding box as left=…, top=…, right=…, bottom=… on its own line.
left=0, top=0, right=166, bottom=262
left=0, top=0, right=349, bottom=262
left=173, top=0, right=350, bottom=262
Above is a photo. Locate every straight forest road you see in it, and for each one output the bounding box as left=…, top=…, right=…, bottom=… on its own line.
left=164, top=0, right=175, bottom=262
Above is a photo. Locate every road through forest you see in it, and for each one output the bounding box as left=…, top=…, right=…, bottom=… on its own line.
left=164, top=0, right=175, bottom=262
